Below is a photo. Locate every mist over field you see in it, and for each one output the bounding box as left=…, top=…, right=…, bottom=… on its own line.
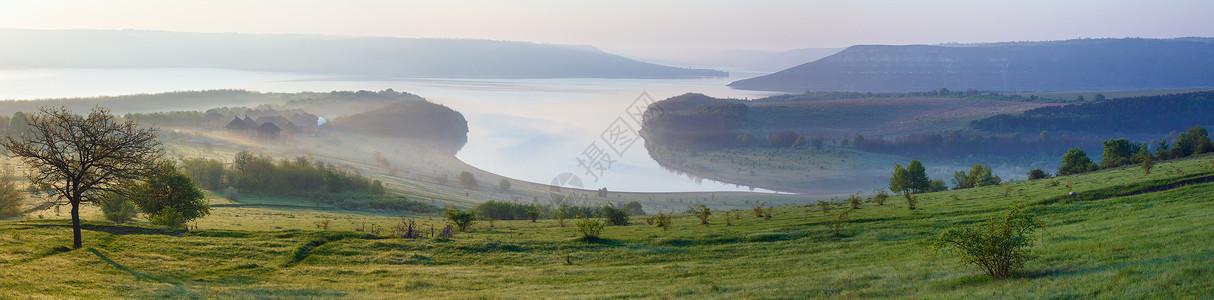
left=1, top=1, right=1213, bottom=298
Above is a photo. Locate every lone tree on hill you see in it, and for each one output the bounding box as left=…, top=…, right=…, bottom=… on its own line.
left=1, top=106, right=161, bottom=249
left=458, top=171, right=477, bottom=189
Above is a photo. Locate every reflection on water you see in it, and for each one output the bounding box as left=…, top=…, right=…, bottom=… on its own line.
left=0, top=68, right=782, bottom=192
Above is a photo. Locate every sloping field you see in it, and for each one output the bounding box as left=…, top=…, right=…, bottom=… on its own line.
left=1, top=154, right=1210, bottom=298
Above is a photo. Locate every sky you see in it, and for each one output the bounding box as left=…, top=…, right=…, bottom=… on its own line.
left=1, top=0, right=1213, bottom=52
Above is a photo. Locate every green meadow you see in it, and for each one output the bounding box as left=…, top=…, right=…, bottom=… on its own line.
left=2, top=153, right=1211, bottom=298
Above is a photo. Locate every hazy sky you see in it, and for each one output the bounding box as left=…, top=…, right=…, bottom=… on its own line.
left=2, top=0, right=1212, bottom=51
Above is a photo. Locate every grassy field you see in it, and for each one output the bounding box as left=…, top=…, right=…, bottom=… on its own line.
left=1, top=153, right=1211, bottom=298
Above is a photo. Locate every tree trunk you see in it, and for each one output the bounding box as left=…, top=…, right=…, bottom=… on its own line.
left=71, top=198, right=82, bottom=249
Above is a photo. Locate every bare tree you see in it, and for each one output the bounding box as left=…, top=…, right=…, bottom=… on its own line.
left=2, top=106, right=161, bottom=249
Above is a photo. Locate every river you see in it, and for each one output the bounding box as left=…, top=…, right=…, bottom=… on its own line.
left=0, top=67, right=782, bottom=192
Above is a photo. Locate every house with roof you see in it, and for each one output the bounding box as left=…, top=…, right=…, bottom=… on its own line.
left=217, top=109, right=322, bottom=141
left=255, top=122, right=281, bottom=140
left=223, top=116, right=254, bottom=136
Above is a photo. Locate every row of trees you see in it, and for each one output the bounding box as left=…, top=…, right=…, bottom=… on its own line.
left=853, top=130, right=1098, bottom=160
left=888, top=160, right=949, bottom=200
left=1057, top=126, right=1213, bottom=176
left=182, top=152, right=385, bottom=197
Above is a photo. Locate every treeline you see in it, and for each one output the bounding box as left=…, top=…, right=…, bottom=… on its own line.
left=181, top=152, right=443, bottom=213
left=1057, top=125, right=1214, bottom=176
left=471, top=200, right=646, bottom=221
left=182, top=152, right=383, bottom=196
left=853, top=131, right=1101, bottom=160
left=971, top=91, right=1214, bottom=134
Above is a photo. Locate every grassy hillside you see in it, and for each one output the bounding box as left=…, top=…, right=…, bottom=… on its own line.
left=2, top=154, right=1211, bottom=298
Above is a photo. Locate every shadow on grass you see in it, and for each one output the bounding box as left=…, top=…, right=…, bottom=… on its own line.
left=88, top=247, right=164, bottom=283
left=82, top=224, right=185, bottom=236
left=579, top=237, right=685, bottom=253
left=23, top=221, right=186, bottom=237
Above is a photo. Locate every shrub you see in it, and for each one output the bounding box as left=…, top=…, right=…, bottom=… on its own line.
left=933, top=205, right=1042, bottom=279
left=602, top=204, right=629, bottom=226
left=99, top=193, right=136, bottom=224
left=315, top=215, right=332, bottom=231
left=689, top=205, right=711, bottom=225
left=575, top=218, right=605, bottom=239
left=438, top=225, right=455, bottom=238
left=752, top=201, right=767, bottom=218
left=872, top=189, right=889, bottom=205
left=526, top=209, right=538, bottom=222
left=818, top=201, right=831, bottom=213
left=443, top=206, right=477, bottom=232
left=905, top=194, right=917, bottom=210
left=847, top=193, right=861, bottom=209
left=1141, top=154, right=1154, bottom=175
left=1026, top=168, right=1050, bottom=180
left=830, top=208, right=854, bottom=237
left=654, top=213, right=672, bottom=230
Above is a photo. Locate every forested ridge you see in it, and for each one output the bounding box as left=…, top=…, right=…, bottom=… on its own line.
left=970, top=91, right=1214, bottom=134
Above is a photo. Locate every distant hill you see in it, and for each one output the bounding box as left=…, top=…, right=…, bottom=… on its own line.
left=0, top=29, right=725, bottom=79
left=729, top=38, right=1214, bottom=93
left=331, top=100, right=469, bottom=154
left=614, top=47, right=843, bottom=72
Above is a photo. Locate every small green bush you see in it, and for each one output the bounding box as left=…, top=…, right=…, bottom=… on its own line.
left=689, top=205, right=711, bottom=225
left=575, top=218, right=605, bottom=239
left=654, top=213, right=672, bottom=230
left=830, top=208, right=854, bottom=237
left=443, top=207, right=477, bottom=232
left=933, top=205, right=1042, bottom=279
left=602, top=204, right=630, bottom=226
left=872, top=189, right=889, bottom=205
left=751, top=201, right=767, bottom=218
